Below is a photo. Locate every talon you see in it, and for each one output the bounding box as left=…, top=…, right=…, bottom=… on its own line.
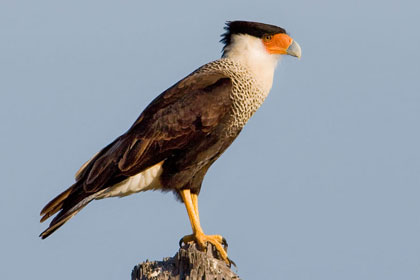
left=228, top=258, right=237, bottom=268
left=222, top=237, right=228, bottom=250
left=179, top=234, right=196, bottom=248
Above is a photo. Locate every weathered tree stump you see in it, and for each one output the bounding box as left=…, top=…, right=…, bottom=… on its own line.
left=131, top=243, right=241, bottom=280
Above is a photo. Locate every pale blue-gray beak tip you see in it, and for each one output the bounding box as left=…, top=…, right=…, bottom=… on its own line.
left=286, top=40, right=302, bottom=58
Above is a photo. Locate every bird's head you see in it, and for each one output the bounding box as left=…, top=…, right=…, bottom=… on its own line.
left=221, top=21, right=301, bottom=59
left=221, top=21, right=301, bottom=91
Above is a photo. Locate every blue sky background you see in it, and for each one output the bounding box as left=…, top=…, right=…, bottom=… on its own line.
left=1, top=0, right=419, bottom=279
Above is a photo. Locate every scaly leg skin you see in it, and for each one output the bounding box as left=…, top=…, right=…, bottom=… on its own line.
left=179, top=189, right=232, bottom=266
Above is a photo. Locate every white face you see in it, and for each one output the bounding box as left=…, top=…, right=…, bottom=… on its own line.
left=223, top=34, right=281, bottom=92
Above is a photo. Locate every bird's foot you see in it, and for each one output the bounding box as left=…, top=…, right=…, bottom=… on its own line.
left=179, top=232, right=233, bottom=266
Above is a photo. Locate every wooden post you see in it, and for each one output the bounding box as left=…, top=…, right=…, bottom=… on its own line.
left=131, top=243, right=241, bottom=280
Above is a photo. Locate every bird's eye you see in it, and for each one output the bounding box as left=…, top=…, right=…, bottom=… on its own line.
left=263, top=34, right=272, bottom=41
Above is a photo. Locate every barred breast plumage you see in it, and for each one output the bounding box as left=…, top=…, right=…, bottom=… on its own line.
left=192, top=58, right=270, bottom=136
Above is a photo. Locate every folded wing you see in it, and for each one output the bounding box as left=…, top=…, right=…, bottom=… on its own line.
left=40, top=70, right=233, bottom=238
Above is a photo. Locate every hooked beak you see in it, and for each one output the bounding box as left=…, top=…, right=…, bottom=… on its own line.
left=286, top=40, right=301, bottom=58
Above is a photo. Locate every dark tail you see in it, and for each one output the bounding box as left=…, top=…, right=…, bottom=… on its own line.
left=40, top=138, right=122, bottom=239
left=39, top=184, right=96, bottom=239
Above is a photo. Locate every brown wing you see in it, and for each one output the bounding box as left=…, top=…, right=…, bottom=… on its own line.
left=40, top=70, right=232, bottom=238
left=83, top=72, right=232, bottom=191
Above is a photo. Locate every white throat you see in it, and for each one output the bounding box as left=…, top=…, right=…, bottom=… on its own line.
left=222, top=34, right=280, bottom=92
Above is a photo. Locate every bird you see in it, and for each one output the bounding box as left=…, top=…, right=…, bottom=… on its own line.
left=40, top=20, right=301, bottom=265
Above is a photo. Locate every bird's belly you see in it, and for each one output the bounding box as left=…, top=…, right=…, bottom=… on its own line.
left=95, top=161, right=164, bottom=199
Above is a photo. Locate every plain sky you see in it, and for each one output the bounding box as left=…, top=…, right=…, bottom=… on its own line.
left=1, top=0, right=419, bottom=279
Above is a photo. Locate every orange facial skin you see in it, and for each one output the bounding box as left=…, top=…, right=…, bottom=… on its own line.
left=262, top=33, right=294, bottom=55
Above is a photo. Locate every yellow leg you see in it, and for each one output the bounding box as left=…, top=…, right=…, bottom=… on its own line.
left=180, top=189, right=231, bottom=266
left=191, top=193, right=199, bottom=221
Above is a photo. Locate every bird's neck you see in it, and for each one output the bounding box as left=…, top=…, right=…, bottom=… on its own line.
left=222, top=34, right=280, bottom=93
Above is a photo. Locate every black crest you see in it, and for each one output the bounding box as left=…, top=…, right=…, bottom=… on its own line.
left=221, top=21, right=287, bottom=48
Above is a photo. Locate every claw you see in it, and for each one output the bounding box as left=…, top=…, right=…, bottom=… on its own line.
left=228, top=258, right=237, bottom=268
left=222, top=237, right=228, bottom=250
